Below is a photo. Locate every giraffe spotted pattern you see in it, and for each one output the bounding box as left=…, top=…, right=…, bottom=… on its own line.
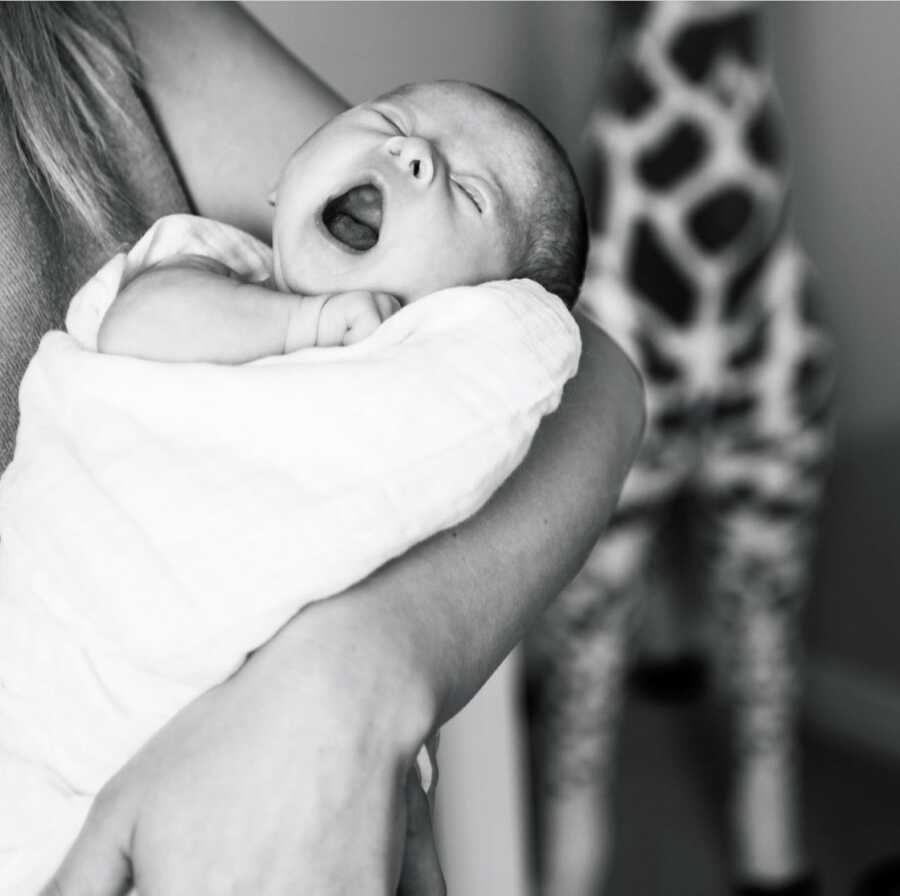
left=526, top=2, right=834, bottom=890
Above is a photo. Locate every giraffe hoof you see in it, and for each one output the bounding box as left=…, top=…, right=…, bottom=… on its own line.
left=736, top=872, right=821, bottom=896
left=627, top=651, right=709, bottom=704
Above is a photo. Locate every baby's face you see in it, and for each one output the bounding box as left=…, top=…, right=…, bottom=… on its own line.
left=271, top=82, right=537, bottom=303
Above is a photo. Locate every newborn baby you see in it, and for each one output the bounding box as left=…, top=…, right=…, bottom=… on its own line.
left=99, top=79, right=587, bottom=361
left=0, top=80, right=586, bottom=894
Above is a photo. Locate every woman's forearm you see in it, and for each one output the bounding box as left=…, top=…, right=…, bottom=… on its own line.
left=272, top=316, right=645, bottom=739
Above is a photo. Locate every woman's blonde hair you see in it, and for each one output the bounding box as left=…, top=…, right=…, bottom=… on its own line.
left=0, top=2, right=142, bottom=243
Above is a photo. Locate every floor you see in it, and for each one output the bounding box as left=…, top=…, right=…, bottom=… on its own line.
left=605, top=689, right=900, bottom=896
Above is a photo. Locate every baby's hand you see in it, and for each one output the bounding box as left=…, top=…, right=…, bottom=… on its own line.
left=315, top=290, right=401, bottom=346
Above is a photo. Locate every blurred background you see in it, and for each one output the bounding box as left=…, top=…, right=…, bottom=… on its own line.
left=247, top=3, right=900, bottom=894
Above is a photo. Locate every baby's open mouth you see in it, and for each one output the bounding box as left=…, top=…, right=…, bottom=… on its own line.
left=322, top=183, right=383, bottom=252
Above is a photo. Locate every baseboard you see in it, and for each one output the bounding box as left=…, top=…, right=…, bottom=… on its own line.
left=805, top=655, right=900, bottom=764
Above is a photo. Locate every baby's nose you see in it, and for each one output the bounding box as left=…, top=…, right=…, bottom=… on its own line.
left=386, top=136, right=435, bottom=186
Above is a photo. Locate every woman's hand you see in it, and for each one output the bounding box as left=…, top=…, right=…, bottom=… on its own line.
left=42, top=598, right=444, bottom=896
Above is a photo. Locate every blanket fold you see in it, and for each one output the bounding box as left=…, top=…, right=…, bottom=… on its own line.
left=0, top=215, right=581, bottom=893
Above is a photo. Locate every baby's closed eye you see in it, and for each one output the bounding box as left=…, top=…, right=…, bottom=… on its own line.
left=454, top=180, right=483, bottom=213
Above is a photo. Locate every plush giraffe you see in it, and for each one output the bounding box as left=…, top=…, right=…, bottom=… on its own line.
left=525, top=3, right=834, bottom=894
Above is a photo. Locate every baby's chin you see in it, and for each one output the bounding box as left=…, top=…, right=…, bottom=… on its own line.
left=273, top=244, right=336, bottom=296
left=275, top=258, right=368, bottom=298
left=275, top=235, right=472, bottom=301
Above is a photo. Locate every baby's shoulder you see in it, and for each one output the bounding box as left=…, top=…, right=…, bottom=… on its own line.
left=127, top=214, right=274, bottom=286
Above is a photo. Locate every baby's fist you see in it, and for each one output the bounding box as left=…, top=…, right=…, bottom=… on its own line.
left=317, top=290, right=401, bottom=346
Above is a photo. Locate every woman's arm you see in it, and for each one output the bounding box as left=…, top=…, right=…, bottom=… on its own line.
left=43, top=6, right=644, bottom=893
left=46, top=317, right=643, bottom=896
left=320, top=317, right=645, bottom=722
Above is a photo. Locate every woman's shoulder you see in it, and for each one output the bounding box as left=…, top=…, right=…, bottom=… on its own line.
left=122, top=2, right=347, bottom=239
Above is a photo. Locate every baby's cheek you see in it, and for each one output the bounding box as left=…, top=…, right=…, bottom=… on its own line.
left=281, top=247, right=361, bottom=296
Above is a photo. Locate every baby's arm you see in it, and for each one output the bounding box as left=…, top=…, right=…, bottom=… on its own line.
left=97, top=254, right=399, bottom=362
left=98, top=254, right=310, bottom=362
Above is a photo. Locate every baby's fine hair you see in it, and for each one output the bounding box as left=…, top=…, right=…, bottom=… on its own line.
left=384, top=80, right=588, bottom=310
left=469, top=84, right=588, bottom=311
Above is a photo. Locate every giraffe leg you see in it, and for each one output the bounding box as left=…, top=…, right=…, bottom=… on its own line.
left=714, top=539, right=808, bottom=883
left=701, top=235, right=834, bottom=886
left=525, top=513, right=659, bottom=896
left=702, top=433, right=830, bottom=885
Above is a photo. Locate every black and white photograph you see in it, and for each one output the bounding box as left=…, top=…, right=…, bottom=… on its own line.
left=0, top=2, right=898, bottom=894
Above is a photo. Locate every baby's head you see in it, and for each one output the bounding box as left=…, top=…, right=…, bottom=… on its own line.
left=271, top=80, right=587, bottom=308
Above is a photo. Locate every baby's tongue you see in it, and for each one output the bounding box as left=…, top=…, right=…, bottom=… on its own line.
left=325, top=184, right=382, bottom=251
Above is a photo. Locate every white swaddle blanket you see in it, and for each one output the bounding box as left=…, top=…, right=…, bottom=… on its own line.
left=0, top=215, right=580, bottom=893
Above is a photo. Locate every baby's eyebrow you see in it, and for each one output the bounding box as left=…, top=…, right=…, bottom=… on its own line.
left=441, top=138, right=502, bottom=198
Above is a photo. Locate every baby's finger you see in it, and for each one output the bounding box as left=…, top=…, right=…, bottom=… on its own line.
left=343, top=305, right=383, bottom=345
left=372, top=292, right=402, bottom=321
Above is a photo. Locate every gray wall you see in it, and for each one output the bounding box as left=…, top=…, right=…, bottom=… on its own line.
left=768, top=2, right=900, bottom=685
left=247, top=1, right=900, bottom=685
left=246, top=2, right=606, bottom=188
